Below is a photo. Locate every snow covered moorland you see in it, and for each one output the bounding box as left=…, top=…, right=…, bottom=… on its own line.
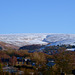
left=0, top=33, right=75, bottom=47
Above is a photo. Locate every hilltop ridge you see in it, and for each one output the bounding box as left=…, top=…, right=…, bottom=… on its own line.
left=0, top=33, right=75, bottom=47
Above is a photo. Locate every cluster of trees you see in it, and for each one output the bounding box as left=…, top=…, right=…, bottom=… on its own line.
left=52, top=51, right=75, bottom=75
left=19, top=44, right=44, bottom=50
left=0, top=45, right=75, bottom=75
left=43, top=45, right=66, bottom=55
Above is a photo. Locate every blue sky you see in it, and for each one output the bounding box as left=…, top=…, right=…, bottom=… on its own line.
left=0, top=0, right=75, bottom=34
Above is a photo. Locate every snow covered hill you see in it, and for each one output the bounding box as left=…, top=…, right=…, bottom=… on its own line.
left=44, top=34, right=75, bottom=46
left=0, top=33, right=75, bottom=47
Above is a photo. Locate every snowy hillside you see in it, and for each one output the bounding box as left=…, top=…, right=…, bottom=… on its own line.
left=44, top=34, right=75, bottom=46
left=0, top=33, right=48, bottom=46
left=0, top=33, right=75, bottom=46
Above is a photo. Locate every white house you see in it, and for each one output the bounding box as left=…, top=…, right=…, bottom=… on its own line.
left=66, top=48, right=75, bottom=51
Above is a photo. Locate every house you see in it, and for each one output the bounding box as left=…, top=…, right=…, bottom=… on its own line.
left=66, top=48, right=75, bottom=51
left=47, top=59, right=55, bottom=67
left=48, top=59, right=55, bottom=62
left=16, top=57, right=32, bottom=65
left=1, top=58, right=9, bottom=66
left=17, top=57, right=25, bottom=65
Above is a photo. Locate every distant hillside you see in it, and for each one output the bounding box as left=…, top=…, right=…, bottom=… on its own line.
left=19, top=44, right=44, bottom=50
left=0, top=42, right=19, bottom=50
left=0, top=33, right=75, bottom=47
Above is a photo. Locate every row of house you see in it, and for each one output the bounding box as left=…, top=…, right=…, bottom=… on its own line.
left=1, top=57, right=55, bottom=67
left=1, top=57, right=36, bottom=66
